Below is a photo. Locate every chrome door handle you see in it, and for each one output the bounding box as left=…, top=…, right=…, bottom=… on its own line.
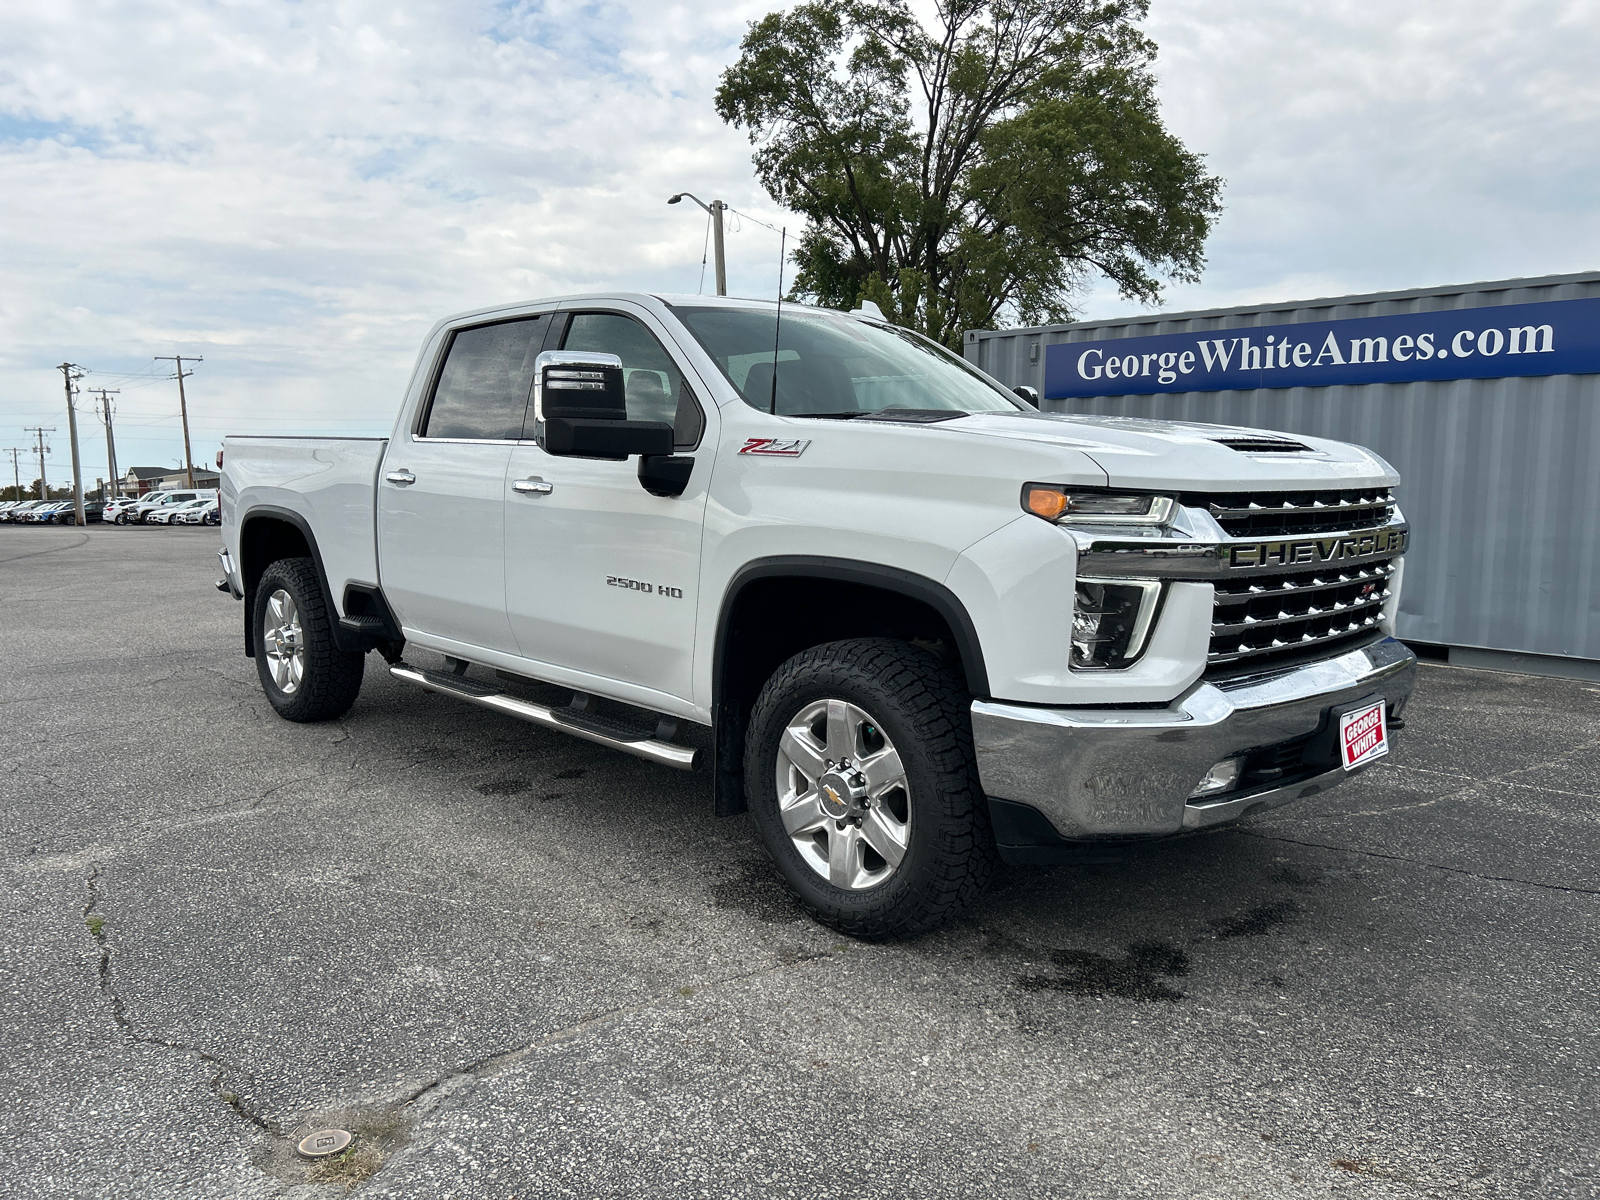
left=512, top=478, right=553, bottom=496
left=385, top=469, right=416, bottom=486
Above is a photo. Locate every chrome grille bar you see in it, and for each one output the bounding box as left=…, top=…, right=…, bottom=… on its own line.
left=1206, top=556, right=1400, bottom=673
left=1188, top=487, right=1396, bottom=538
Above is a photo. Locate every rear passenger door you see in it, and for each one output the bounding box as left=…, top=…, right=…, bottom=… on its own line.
left=377, top=312, right=555, bottom=655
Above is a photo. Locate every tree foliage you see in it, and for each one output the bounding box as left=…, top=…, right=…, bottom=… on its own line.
left=716, top=0, right=1223, bottom=347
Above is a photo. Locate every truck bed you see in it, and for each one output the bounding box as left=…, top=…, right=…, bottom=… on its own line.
left=221, top=436, right=389, bottom=618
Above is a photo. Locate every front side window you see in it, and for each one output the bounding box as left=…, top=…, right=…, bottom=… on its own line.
left=561, top=313, right=704, bottom=448
left=421, top=314, right=551, bottom=440
left=677, top=306, right=1026, bottom=418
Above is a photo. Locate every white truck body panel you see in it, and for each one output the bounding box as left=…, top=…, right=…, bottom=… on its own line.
left=221, top=290, right=1413, bottom=789
left=220, top=436, right=388, bottom=618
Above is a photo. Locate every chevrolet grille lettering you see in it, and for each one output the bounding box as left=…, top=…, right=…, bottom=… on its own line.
left=1230, top=527, right=1405, bottom=569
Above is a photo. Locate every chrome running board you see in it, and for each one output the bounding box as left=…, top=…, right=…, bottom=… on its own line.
left=388, top=663, right=699, bottom=772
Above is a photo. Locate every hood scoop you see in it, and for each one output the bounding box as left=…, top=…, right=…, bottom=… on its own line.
left=1211, top=435, right=1311, bottom=453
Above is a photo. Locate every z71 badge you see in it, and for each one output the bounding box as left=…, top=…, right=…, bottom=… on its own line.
left=738, top=437, right=810, bottom=458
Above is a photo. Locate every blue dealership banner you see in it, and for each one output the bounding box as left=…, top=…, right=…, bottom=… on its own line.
left=1044, top=297, right=1600, bottom=399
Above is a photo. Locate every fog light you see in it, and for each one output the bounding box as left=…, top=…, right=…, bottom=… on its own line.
left=1070, top=579, right=1162, bottom=670
left=1189, top=757, right=1244, bottom=800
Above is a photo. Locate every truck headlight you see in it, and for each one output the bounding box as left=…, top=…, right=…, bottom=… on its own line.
left=1023, top=484, right=1175, bottom=526
left=1071, top=579, right=1163, bottom=670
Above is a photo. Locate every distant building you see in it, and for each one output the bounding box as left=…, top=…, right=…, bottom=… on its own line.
left=118, top=466, right=219, bottom=494
left=156, top=469, right=219, bottom=490
left=118, top=467, right=172, bottom=495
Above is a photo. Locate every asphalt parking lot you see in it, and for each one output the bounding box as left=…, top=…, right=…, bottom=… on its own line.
left=2, top=526, right=1596, bottom=1199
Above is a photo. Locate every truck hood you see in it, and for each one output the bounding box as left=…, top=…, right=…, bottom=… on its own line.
left=944, top=410, right=1398, bottom=491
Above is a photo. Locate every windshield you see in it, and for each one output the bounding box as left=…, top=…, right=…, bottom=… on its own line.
left=675, top=306, right=1024, bottom=418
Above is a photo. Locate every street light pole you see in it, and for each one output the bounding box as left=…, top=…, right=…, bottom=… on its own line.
left=667, top=193, right=727, bottom=296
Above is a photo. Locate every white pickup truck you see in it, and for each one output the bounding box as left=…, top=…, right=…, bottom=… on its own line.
left=218, top=293, right=1416, bottom=938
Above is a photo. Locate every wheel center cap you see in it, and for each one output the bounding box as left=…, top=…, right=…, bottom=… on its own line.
left=818, top=770, right=862, bottom=820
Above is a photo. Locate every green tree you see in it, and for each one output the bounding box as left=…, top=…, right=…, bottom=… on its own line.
left=716, top=0, right=1223, bottom=347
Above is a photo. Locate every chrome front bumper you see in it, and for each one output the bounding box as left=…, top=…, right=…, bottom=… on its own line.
left=971, top=637, right=1417, bottom=845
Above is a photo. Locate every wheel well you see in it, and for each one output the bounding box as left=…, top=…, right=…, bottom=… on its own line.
left=238, top=515, right=315, bottom=658
left=711, top=563, right=988, bottom=817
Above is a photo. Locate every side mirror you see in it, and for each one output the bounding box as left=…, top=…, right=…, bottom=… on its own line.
left=535, top=350, right=674, bottom=460
left=1013, top=385, right=1040, bottom=408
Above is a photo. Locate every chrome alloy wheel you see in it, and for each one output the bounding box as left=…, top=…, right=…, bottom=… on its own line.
left=775, top=699, right=911, bottom=890
left=262, top=588, right=305, bottom=695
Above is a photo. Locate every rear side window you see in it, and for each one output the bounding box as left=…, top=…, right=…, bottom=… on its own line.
left=421, top=314, right=551, bottom=440
left=561, top=313, right=704, bottom=448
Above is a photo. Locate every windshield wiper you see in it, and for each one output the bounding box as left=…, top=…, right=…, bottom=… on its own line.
left=787, top=411, right=867, bottom=420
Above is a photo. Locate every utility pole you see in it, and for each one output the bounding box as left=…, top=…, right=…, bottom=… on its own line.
left=58, top=363, right=88, bottom=525
left=667, top=193, right=727, bottom=295
left=24, top=427, right=54, bottom=501
left=4, top=447, right=22, bottom=501
left=90, top=388, right=122, bottom=498
left=155, top=354, right=202, bottom=488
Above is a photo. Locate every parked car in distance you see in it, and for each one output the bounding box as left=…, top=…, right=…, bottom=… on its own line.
left=67, top=501, right=107, bottom=524
left=178, top=499, right=220, bottom=526
left=157, top=498, right=211, bottom=525
left=104, top=497, right=142, bottom=524
left=1, top=501, right=44, bottom=522
left=135, top=489, right=216, bottom=523
left=25, top=502, right=71, bottom=523
left=148, top=499, right=208, bottom=524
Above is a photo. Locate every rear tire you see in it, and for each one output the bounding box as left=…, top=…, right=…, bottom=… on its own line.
left=744, top=638, right=996, bottom=940
left=253, top=557, right=365, bottom=722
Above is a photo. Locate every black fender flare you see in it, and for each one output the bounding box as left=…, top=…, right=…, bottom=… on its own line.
left=709, top=554, right=990, bottom=816
left=238, top=505, right=372, bottom=656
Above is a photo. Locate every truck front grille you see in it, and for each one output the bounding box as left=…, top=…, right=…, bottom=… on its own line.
left=1207, top=558, right=1398, bottom=675
left=1184, top=487, right=1395, bottom=538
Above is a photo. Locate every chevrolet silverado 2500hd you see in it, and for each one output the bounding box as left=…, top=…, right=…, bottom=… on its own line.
left=217, top=293, right=1416, bottom=938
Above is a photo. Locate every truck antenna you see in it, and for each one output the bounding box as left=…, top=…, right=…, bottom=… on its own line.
left=769, top=225, right=786, bottom=415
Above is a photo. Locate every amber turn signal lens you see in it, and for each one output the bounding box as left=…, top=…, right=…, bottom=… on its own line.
left=1024, top=485, right=1069, bottom=520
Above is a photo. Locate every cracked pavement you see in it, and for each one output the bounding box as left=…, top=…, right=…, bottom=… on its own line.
left=1, top=526, right=1597, bottom=1198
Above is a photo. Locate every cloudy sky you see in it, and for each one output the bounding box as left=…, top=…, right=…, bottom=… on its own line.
left=2, top=0, right=1596, bottom=486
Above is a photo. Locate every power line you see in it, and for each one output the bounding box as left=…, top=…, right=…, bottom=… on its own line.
left=726, top=206, right=786, bottom=237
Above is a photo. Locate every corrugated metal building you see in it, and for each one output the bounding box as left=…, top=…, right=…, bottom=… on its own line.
left=964, top=270, right=1600, bottom=679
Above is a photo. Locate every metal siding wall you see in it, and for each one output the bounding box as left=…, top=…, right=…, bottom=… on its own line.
left=965, top=273, right=1600, bottom=664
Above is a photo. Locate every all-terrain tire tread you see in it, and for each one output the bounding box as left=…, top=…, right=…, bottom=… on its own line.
left=745, top=637, right=996, bottom=940
left=255, top=556, right=365, bottom=722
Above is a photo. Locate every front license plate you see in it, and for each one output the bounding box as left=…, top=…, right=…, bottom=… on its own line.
left=1339, top=700, right=1389, bottom=770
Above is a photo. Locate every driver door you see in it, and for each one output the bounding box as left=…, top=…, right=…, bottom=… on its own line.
left=502, top=307, right=712, bottom=707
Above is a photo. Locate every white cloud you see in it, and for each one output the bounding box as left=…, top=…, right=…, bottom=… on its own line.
left=2, top=0, right=1596, bottom=481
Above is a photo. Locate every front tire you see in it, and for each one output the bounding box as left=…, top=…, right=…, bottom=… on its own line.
left=253, top=557, right=365, bottom=722
left=744, top=638, right=996, bottom=940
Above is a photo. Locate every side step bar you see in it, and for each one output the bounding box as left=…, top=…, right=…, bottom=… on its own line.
left=388, top=663, right=699, bottom=772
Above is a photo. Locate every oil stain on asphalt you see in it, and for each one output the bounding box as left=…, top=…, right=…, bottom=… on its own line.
left=1017, top=942, right=1191, bottom=1002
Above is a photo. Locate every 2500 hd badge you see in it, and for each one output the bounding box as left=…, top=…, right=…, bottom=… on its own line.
left=606, top=576, right=684, bottom=599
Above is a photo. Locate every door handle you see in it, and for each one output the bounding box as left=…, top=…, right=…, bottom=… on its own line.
left=512, top=478, right=553, bottom=496
left=385, top=469, right=416, bottom=486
